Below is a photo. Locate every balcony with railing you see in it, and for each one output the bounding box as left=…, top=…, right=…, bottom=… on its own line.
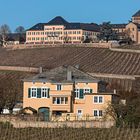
left=50, top=96, right=71, bottom=112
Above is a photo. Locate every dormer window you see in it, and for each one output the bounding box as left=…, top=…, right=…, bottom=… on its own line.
left=57, top=84, right=62, bottom=91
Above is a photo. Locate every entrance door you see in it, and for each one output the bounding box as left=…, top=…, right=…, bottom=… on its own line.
left=77, top=109, right=83, bottom=120
left=38, top=107, right=50, bottom=121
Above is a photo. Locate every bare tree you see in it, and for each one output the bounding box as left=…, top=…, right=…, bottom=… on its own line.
left=63, top=34, right=70, bottom=43
left=0, top=75, right=21, bottom=114
left=0, top=88, right=6, bottom=114
left=0, top=24, right=11, bottom=47
left=15, top=26, right=25, bottom=34
left=105, top=90, right=140, bottom=127
left=98, top=22, right=118, bottom=42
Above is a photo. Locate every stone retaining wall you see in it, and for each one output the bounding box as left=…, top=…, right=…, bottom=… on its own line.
left=5, top=43, right=111, bottom=50
left=0, top=66, right=39, bottom=72
left=110, top=47, right=140, bottom=53
left=12, top=121, right=115, bottom=128
left=0, top=116, right=114, bottom=128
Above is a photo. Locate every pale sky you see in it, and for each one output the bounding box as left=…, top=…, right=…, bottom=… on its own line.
left=0, top=0, right=139, bottom=31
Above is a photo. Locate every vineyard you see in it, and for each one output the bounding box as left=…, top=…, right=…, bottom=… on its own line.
left=0, top=47, right=140, bottom=75
left=0, top=70, right=35, bottom=100
left=0, top=47, right=139, bottom=139
left=0, top=122, right=140, bottom=140
left=0, top=65, right=138, bottom=100
left=115, top=44, right=140, bottom=50
left=0, top=47, right=139, bottom=92
left=0, top=70, right=35, bottom=81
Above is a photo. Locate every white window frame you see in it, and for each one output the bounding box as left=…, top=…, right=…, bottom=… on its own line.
left=31, top=87, right=37, bottom=98
left=41, top=87, right=49, bottom=98
left=53, top=97, right=68, bottom=105
left=99, top=110, right=103, bottom=117
left=75, top=88, right=85, bottom=100
left=75, top=88, right=80, bottom=99
left=83, top=88, right=90, bottom=94
left=94, top=96, right=98, bottom=103
left=56, top=84, right=62, bottom=91
left=93, top=96, right=104, bottom=104
left=77, top=109, right=83, bottom=116
left=53, top=97, right=57, bottom=104
left=93, top=109, right=103, bottom=118
left=93, top=109, right=98, bottom=117
left=99, top=96, right=103, bottom=103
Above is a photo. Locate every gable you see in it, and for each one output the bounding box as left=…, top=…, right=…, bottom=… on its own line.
left=24, top=66, right=99, bottom=83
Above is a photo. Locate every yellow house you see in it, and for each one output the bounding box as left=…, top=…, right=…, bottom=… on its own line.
left=110, top=10, right=140, bottom=44
left=126, top=22, right=140, bottom=44
left=132, top=10, right=140, bottom=24
left=23, top=66, right=117, bottom=121
left=111, top=24, right=126, bottom=40
left=26, top=16, right=100, bottom=44
left=125, top=10, right=140, bottom=44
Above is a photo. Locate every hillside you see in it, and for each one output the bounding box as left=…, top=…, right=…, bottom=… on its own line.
left=0, top=70, right=36, bottom=100
left=0, top=47, right=140, bottom=76
left=0, top=47, right=139, bottom=99
left=115, top=44, right=140, bottom=50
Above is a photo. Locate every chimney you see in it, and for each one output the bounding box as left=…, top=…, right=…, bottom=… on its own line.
left=114, top=89, right=116, bottom=94
left=39, top=67, right=43, bottom=73
left=67, top=71, right=72, bottom=81
left=75, top=65, right=80, bottom=69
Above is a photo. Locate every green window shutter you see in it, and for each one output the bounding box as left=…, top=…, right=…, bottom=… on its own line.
left=48, top=88, right=50, bottom=98
left=74, top=89, right=76, bottom=97
left=80, top=89, right=84, bottom=99
left=37, top=88, right=41, bottom=98
left=28, top=88, right=31, bottom=98
left=90, top=89, right=93, bottom=93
